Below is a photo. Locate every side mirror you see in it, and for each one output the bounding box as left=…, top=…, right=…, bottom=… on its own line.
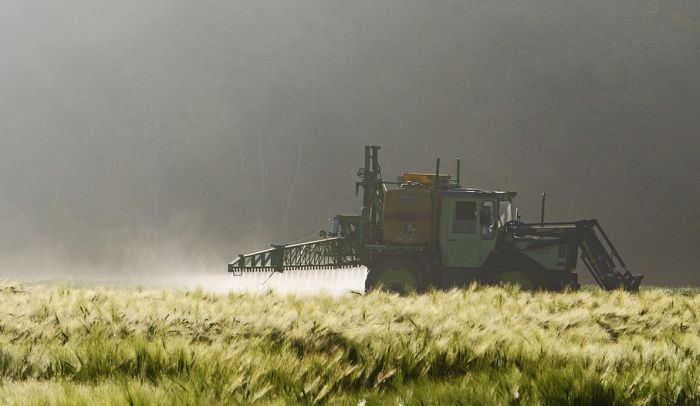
left=480, top=209, right=492, bottom=226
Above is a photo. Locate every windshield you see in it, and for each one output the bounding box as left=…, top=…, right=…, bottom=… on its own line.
left=498, top=200, right=512, bottom=225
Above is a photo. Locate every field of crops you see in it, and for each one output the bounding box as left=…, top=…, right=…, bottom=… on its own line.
left=0, top=281, right=699, bottom=405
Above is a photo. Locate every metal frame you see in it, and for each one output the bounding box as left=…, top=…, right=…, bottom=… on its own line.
left=228, top=237, right=360, bottom=274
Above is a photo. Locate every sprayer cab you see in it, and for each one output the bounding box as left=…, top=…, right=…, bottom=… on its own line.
left=229, top=145, right=642, bottom=293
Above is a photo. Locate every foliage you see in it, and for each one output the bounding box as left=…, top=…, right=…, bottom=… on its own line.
left=0, top=281, right=699, bottom=405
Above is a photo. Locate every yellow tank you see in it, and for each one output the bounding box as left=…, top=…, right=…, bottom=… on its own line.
left=383, top=188, right=432, bottom=244
left=401, top=172, right=450, bottom=186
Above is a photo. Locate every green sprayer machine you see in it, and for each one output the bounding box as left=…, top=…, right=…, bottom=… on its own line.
left=229, top=145, right=643, bottom=292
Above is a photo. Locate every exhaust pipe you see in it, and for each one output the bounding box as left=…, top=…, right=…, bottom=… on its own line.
left=540, top=193, right=546, bottom=225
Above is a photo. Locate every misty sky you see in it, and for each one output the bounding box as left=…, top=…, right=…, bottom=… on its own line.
left=1, top=1, right=699, bottom=285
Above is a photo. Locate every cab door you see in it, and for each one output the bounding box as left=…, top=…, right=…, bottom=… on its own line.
left=478, top=200, right=497, bottom=263
left=442, top=199, right=481, bottom=267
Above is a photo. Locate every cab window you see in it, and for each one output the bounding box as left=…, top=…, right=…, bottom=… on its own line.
left=498, top=200, right=512, bottom=225
left=453, top=201, right=477, bottom=233
left=480, top=201, right=495, bottom=240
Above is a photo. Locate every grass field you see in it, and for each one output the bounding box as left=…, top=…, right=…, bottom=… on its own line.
left=0, top=281, right=698, bottom=405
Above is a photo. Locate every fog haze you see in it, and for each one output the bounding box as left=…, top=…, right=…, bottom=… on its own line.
left=1, top=1, right=699, bottom=285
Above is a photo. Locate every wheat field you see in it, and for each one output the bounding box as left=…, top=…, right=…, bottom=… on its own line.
left=0, top=281, right=698, bottom=405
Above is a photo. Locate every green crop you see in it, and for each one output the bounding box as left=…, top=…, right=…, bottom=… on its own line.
left=0, top=281, right=698, bottom=405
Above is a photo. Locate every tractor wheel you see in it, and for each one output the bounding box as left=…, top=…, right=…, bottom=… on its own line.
left=493, top=270, right=542, bottom=291
left=365, top=258, right=426, bottom=294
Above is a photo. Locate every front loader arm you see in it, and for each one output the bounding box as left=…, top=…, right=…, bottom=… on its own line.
left=504, top=220, right=643, bottom=291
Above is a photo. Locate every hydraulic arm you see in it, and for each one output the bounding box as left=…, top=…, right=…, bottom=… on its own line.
left=506, top=220, right=643, bottom=291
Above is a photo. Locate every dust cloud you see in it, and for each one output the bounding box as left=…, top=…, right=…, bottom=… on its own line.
left=1, top=1, right=699, bottom=289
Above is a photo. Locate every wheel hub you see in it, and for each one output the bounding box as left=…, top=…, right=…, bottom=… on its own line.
left=375, top=265, right=417, bottom=293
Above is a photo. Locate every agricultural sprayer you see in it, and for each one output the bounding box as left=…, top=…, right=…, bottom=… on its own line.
left=229, top=145, right=643, bottom=292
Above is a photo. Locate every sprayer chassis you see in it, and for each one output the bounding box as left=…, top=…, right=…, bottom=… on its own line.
left=229, top=146, right=642, bottom=292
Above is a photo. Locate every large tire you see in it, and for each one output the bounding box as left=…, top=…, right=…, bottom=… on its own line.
left=365, top=258, right=427, bottom=294
left=484, top=257, right=545, bottom=291
left=493, top=270, right=542, bottom=291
